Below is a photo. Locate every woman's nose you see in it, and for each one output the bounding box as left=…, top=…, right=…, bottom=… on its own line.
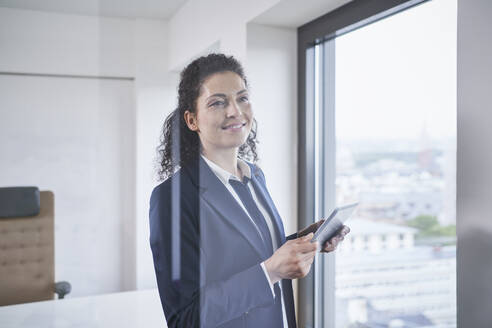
left=225, top=100, right=242, bottom=117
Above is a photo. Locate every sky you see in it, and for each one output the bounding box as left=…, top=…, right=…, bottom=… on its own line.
left=334, top=0, right=457, bottom=140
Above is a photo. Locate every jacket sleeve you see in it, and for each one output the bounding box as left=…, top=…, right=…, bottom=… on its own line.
left=149, top=183, right=275, bottom=328
left=286, top=232, right=298, bottom=241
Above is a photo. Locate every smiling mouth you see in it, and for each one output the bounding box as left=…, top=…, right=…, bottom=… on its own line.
left=222, top=122, right=246, bottom=130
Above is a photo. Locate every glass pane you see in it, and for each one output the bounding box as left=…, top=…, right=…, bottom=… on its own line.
left=332, top=0, right=457, bottom=327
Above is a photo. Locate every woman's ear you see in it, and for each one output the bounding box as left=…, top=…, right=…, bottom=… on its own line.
left=184, top=110, right=198, bottom=131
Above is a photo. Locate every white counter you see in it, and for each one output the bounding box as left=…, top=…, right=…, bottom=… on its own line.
left=0, top=289, right=166, bottom=328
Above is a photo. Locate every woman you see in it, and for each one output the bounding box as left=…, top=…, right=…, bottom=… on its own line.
left=149, top=53, right=349, bottom=328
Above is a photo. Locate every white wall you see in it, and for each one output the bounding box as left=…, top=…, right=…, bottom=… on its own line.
left=457, top=0, right=492, bottom=326
left=246, top=22, right=298, bottom=314
left=246, top=23, right=298, bottom=238
left=0, top=74, right=135, bottom=296
left=0, top=8, right=134, bottom=77
left=134, top=18, right=179, bottom=290
left=0, top=8, right=175, bottom=296
left=167, top=0, right=283, bottom=71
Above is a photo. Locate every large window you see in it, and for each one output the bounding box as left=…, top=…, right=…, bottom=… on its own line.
left=298, top=0, right=457, bottom=327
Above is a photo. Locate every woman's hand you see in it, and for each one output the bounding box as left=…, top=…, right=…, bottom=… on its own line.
left=298, top=220, right=351, bottom=253
left=264, top=233, right=318, bottom=284
left=319, top=225, right=350, bottom=253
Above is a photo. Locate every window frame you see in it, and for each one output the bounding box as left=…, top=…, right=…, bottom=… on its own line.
left=296, top=0, right=429, bottom=327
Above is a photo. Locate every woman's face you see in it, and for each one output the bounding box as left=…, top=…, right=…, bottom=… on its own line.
left=185, top=71, right=253, bottom=154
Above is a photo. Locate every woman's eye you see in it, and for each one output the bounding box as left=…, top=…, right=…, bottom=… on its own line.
left=239, top=96, right=249, bottom=103
left=211, top=101, right=225, bottom=107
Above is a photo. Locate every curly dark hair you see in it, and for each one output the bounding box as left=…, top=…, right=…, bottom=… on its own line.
left=156, top=53, right=259, bottom=181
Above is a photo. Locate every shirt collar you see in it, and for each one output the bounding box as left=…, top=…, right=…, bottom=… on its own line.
left=200, top=154, right=251, bottom=185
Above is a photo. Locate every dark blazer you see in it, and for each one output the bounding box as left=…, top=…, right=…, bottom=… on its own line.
left=149, top=155, right=298, bottom=328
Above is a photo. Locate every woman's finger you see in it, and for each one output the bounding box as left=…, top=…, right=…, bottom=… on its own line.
left=341, top=225, right=350, bottom=235
left=322, top=245, right=336, bottom=253
left=321, top=241, right=336, bottom=252
left=329, top=236, right=340, bottom=245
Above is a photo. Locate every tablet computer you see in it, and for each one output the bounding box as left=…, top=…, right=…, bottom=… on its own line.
left=311, top=202, right=358, bottom=247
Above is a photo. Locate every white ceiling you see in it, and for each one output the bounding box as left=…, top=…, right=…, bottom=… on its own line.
left=251, top=0, right=353, bottom=28
left=0, top=0, right=352, bottom=27
left=0, top=0, right=187, bottom=19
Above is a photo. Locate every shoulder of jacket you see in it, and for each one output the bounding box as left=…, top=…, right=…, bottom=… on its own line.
left=245, top=160, right=263, bottom=179
left=151, top=167, right=189, bottom=195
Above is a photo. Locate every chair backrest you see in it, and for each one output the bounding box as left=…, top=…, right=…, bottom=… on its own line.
left=0, top=191, right=55, bottom=306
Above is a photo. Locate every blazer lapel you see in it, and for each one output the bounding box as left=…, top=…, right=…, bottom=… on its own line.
left=248, top=164, right=287, bottom=245
left=184, top=156, right=268, bottom=260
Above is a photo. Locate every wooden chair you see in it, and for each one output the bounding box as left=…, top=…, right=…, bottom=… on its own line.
left=0, top=187, right=71, bottom=306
